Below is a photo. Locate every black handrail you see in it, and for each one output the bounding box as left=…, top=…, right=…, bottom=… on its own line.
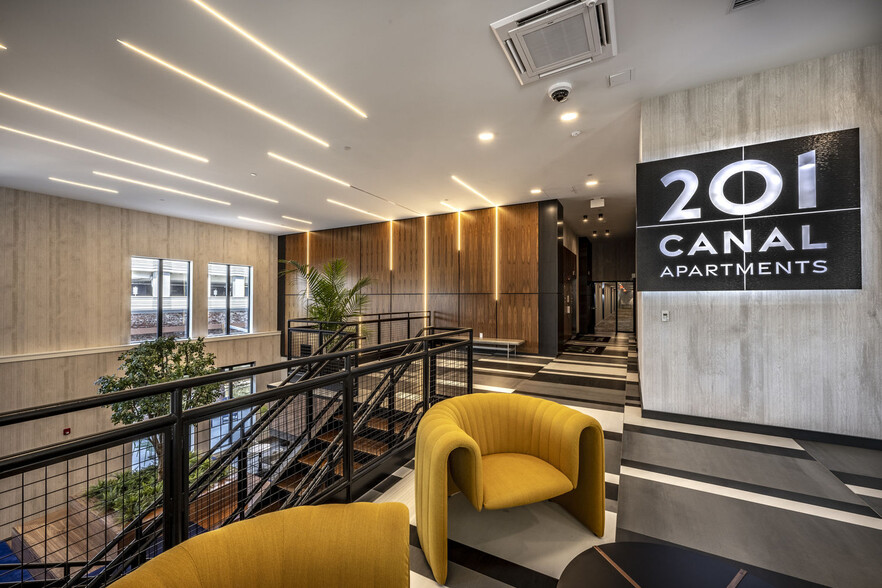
left=0, top=325, right=472, bottom=587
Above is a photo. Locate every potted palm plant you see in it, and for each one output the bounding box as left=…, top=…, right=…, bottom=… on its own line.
left=280, top=258, right=371, bottom=330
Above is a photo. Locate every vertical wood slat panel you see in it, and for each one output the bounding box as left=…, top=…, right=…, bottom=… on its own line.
left=308, top=230, right=334, bottom=271
left=392, top=217, right=424, bottom=294
left=499, top=294, right=538, bottom=354
left=427, top=213, right=458, bottom=294
left=359, top=222, right=391, bottom=295
left=459, top=294, right=496, bottom=339
left=499, top=203, right=539, bottom=294
left=459, top=208, right=494, bottom=294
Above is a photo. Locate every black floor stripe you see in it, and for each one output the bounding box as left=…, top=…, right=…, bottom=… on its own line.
left=831, top=470, right=882, bottom=491
left=621, top=459, right=882, bottom=519
left=613, top=529, right=828, bottom=588
left=371, top=473, right=404, bottom=494
left=604, top=430, right=623, bottom=443
left=606, top=481, right=619, bottom=501
left=476, top=362, right=544, bottom=374
left=409, top=525, right=557, bottom=588
left=516, top=390, right=625, bottom=412
left=530, top=372, right=627, bottom=390
left=623, top=424, right=813, bottom=460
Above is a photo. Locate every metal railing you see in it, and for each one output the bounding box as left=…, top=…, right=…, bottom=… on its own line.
left=0, top=326, right=472, bottom=586
left=286, top=311, right=431, bottom=359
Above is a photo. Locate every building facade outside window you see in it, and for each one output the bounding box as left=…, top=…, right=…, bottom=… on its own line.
left=130, top=257, right=191, bottom=342
left=208, top=263, right=252, bottom=336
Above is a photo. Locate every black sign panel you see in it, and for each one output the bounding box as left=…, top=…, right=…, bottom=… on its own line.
left=636, top=129, right=861, bottom=291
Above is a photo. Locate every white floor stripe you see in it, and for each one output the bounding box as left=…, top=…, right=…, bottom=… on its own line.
left=474, top=384, right=515, bottom=393
left=605, top=472, right=620, bottom=485
left=562, top=404, right=624, bottom=434
left=542, top=369, right=626, bottom=381
left=478, top=358, right=550, bottom=367
left=475, top=366, right=536, bottom=376
left=545, top=362, right=626, bottom=376
left=847, top=484, right=882, bottom=500
left=621, top=466, right=882, bottom=531
left=623, top=406, right=805, bottom=451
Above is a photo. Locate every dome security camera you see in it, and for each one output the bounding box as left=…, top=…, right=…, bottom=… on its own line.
left=548, top=82, right=573, bottom=103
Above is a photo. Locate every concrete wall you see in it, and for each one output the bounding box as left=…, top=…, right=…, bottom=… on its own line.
left=637, top=45, right=882, bottom=439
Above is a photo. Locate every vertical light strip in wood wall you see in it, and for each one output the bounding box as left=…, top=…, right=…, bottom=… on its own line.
left=494, top=206, right=499, bottom=300
left=389, top=220, right=393, bottom=271
left=423, top=215, right=429, bottom=324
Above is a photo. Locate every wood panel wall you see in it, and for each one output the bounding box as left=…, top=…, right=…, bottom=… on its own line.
left=637, top=44, right=882, bottom=439
left=0, top=188, right=283, bottom=456
left=280, top=202, right=542, bottom=353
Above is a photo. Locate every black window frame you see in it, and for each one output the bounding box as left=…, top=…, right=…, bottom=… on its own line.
left=208, top=263, right=252, bottom=337
left=130, top=256, right=192, bottom=342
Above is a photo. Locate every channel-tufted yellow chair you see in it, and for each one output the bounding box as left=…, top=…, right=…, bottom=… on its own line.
left=110, top=502, right=410, bottom=588
left=415, top=393, right=605, bottom=584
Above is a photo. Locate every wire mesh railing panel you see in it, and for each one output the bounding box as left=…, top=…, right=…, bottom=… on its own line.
left=0, top=440, right=166, bottom=586
left=0, top=322, right=469, bottom=586
left=433, top=343, right=470, bottom=401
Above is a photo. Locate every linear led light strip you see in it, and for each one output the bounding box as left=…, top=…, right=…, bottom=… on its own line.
left=450, top=175, right=496, bottom=207
left=0, top=90, right=208, bottom=162
left=0, top=43, right=6, bottom=51
left=0, top=124, right=276, bottom=202
left=282, top=215, right=311, bottom=225
left=189, top=0, right=367, bottom=119
left=268, top=152, right=349, bottom=186
left=494, top=207, right=499, bottom=301
left=389, top=221, right=393, bottom=271
left=237, top=216, right=307, bottom=231
left=49, top=176, right=118, bottom=194
left=117, top=40, right=329, bottom=148
left=423, top=215, right=429, bottom=321
left=93, top=171, right=230, bottom=205
left=327, top=198, right=388, bottom=221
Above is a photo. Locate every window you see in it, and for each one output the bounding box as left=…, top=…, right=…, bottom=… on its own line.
left=209, top=363, right=256, bottom=450
left=131, top=257, right=191, bottom=342
left=208, top=263, right=252, bottom=336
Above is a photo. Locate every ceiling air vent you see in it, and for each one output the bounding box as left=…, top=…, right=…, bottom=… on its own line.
left=491, top=0, right=618, bottom=86
left=730, top=0, right=764, bottom=11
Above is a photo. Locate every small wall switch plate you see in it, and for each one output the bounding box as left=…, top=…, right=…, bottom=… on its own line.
left=479, top=333, right=483, bottom=338
left=661, top=311, right=670, bottom=322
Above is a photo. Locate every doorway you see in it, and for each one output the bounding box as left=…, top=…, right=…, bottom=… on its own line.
left=588, top=281, right=635, bottom=334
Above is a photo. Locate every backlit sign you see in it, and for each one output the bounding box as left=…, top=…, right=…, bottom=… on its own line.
left=636, top=129, right=861, bottom=291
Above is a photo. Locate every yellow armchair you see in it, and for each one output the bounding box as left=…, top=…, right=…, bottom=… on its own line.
left=415, top=393, right=605, bottom=584
left=109, top=502, right=410, bottom=588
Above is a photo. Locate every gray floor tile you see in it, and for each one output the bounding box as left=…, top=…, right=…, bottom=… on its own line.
left=798, top=440, right=882, bottom=479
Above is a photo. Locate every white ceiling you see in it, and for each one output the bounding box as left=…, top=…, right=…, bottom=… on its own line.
left=0, top=0, right=880, bottom=239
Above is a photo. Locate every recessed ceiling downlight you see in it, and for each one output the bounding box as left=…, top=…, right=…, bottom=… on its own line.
left=117, top=39, right=329, bottom=148
left=530, top=188, right=542, bottom=194
left=478, top=132, right=495, bottom=141
left=560, top=112, right=579, bottom=122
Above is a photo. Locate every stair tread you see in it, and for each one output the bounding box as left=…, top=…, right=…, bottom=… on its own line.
left=334, top=414, right=406, bottom=434
left=277, top=472, right=305, bottom=492
left=297, top=450, right=362, bottom=476
left=317, top=430, right=390, bottom=456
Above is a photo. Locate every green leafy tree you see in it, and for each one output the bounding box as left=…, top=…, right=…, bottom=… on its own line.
left=280, top=258, right=371, bottom=329
left=95, top=337, right=221, bottom=474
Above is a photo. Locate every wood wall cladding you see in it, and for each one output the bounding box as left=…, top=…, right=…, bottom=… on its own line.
left=498, top=294, right=539, bottom=354
left=282, top=233, right=308, bottom=298
left=459, top=208, right=495, bottom=294
left=459, top=295, right=497, bottom=339
left=308, top=229, right=334, bottom=271
left=330, top=227, right=361, bottom=286
left=429, top=294, right=459, bottom=328
left=280, top=202, right=545, bottom=355
left=427, top=213, right=458, bottom=294
left=0, top=187, right=283, bottom=455
left=637, top=45, right=882, bottom=439
left=359, top=222, right=391, bottom=295
left=392, top=217, right=424, bottom=295
left=499, top=203, right=539, bottom=294
left=591, top=236, right=635, bottom=281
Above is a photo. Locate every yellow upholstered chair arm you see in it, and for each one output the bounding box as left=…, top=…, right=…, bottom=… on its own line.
left=109, top=502, right=410, bottom=588
left=552, top=419, right=606, bottom=537
left=415, top=411, right=482, bottom=585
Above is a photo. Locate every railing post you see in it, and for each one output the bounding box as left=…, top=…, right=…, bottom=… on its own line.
left=343, top=356, right=354, bottom=502
left=163, top=387, right=185, bottom=551
left=422, top=338, right=431, bottom=411
left=467, top=330, right=474, bottom=395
